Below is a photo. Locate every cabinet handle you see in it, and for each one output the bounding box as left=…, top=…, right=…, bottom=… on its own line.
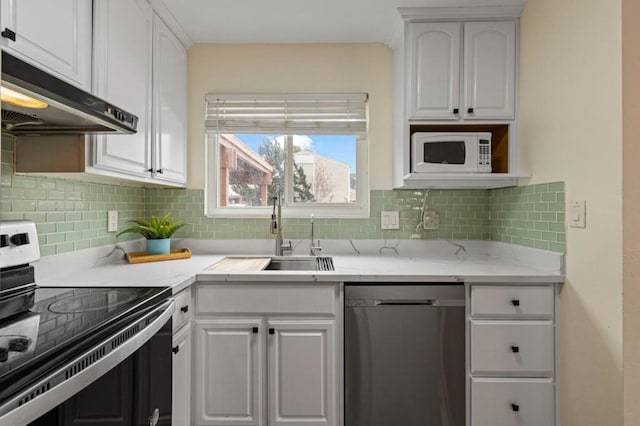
left=268, top=328, right=275, bottom=335
left=252, top=327, right=259, bottom=334
left=180, top=305, right=189, bottom=313
left=453, top=108, right=459, bottom=114
left=511, top=299, right=520, bottom=307
left=510, top=345, right=520, bottom=353
left=172, top=346, right=180, bottom=354
left=511, top=403, right=520, bottom=412
left=147, top=168, right=154, bottom=173
left=1, top=28, right=16, bottom=41
left=467, top=107, right=475, bottom=114
left=157, top=169, right=163, bottom=174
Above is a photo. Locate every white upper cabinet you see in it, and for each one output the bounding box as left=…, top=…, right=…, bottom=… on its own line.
left=152, top=14, right=187, bottom=185
left=406, top=20, right=516, bottom=121
left=91, top=0, right=153, bottom=178
left=0, top=0, right=92, bottom=89
left=407, top=22, right=461, bottom=120
left=463, top=21, right=516, bottom=120
left=89, top=0, right=187, bottom=187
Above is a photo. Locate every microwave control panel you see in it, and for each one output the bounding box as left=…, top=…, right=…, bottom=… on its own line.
left=478, top=140, right=492, bottom=172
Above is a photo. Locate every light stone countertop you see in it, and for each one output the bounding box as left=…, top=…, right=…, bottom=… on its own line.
left=33, top=239, right=564, bottom=295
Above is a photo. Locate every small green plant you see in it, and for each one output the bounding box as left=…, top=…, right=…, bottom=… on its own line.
left=116, top=213, right=186, bottom=240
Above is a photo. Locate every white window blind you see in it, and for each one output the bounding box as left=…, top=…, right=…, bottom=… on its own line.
left=205, top=93, right=368, bottom=135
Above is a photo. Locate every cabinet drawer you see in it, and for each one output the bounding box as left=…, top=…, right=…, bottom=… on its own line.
left=172, top=287, right=192, bottom=331
left=471, top=378, right=555, bottom=426
left=196, top=284, right=337, bottom=315
left=471, top=321, right=554, bottom=376
left=471, top=285, right=554, bottom=318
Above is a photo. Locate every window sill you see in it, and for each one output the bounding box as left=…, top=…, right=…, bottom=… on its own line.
left=205, top=204, right=370, bottom=219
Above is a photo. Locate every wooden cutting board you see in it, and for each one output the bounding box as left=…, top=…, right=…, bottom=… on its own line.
left=207, top=257, right=271, bottom=271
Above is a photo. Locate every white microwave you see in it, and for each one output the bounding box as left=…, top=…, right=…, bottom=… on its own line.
left=411, top=132, right=492, bottom=173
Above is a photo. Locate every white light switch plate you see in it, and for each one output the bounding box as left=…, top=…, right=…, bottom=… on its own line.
left=569, top=200, right=586, bottom=228
left=381, top=211, right=400, bottom=230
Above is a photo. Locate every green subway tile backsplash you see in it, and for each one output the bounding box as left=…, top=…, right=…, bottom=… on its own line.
left=1, top=134, right=565, bottom=256
left=489, top=182, right=565, bottom=253
left=1, top=135, right=145, bottom=255
left=145, top=188, right=490, bottom=241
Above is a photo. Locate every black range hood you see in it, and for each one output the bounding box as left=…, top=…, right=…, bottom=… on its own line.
left=1, top=51, right=138, bottom=135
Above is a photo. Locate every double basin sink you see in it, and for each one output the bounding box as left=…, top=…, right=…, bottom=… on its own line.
left=264, top=256, right=335, bottom=271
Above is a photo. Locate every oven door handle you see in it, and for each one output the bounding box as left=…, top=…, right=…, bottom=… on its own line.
left=0, top=298, right=175, bottom=426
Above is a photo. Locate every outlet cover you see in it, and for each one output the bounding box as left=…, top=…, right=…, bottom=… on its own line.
left=381, top=211, right=400, bottom=230
left=107, top=210, right=118, bottom=232
left=423, top=211, right=440, bottom=230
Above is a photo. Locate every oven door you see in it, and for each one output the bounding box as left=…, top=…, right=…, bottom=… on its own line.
left=0, top=299, right=174, bottom=426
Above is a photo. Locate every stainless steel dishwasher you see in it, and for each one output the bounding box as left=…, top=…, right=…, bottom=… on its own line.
left=345, top=284, right=465, bottom=426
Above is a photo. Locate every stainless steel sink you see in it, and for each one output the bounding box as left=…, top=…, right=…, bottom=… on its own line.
left=264, top=256, right=334, bottom=271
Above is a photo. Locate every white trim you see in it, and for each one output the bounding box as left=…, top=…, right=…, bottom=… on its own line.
left=147, top=0, right=194, bottom=48
left=398, top=6, right=525, bottom=22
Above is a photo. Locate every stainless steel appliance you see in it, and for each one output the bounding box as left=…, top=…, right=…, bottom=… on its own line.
left=0, top=221, right=174, bottom=426
left=1, top=51, right=138, bottom=135
left=345, top=284, right=466, bottom=426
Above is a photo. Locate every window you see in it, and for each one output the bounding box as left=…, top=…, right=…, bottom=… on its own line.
left=205, top=94, right=369, bottom=218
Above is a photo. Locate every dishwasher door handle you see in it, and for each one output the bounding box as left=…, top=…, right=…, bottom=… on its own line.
left=373, top=299, right=465, bottom=307
left=375, top=299, right=435, bottom=306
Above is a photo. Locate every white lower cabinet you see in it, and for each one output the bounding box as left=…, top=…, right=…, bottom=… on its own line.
left=194, top=283, right=340, bottom=426
left=468, top=283, right=559, bottom=426
left=195, top=319, right=263, bottom=426
left=268, top=320, right=335, bottom=426
left=471, top=378, right=555, bottom=426
left=173, top=323, right=192, bottom=426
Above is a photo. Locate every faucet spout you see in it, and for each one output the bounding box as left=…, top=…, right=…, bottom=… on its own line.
left=310, top=214, right=322, bottom=256
left=272, top=190, right=292, bottom=256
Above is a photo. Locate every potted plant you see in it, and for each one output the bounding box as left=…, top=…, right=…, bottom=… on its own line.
left=116, top=213, right=186, bottom=255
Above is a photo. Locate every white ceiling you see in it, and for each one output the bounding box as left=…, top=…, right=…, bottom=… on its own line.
left=158, top=0, right=399, bottom=44
left=157, top=0, right=527, bottom=45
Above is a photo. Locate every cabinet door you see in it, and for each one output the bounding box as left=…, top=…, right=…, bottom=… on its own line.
left=195, top=319, right=264, bottom=426
left=90, top=0, right=153, bottom=178
left=268, top=320, right=335, bottom=426
left=463, top=21, right=516, bottom=120
left=152, top=15, right=187, bottom=186
left=173, top=323, right=192, bottom=426
left=0, top=0, right=92, bottom=89
left=406, top=22, right=461, bottom=120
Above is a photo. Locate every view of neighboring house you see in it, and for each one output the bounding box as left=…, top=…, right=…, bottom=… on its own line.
left=293, top=150, right=353, bottom=203
left=218, top=134, right=273, bottom=207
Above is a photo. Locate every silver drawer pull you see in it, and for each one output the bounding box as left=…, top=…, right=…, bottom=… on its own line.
left=375, top=299, right=435, bottom=306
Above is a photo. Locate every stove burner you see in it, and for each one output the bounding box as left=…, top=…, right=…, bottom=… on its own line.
left=47, top=289, right=139, bottom=314
left=8, top=337, right=31, bottom=353
left=0, top=348, right=7, bottom=363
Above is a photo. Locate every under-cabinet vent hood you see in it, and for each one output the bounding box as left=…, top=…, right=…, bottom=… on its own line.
left=1, top=51, right=137, bottom=135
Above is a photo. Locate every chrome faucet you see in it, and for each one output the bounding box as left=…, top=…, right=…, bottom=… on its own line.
left=271, top=190, right=292, bottom=256
left=310, top=214, right=322, bottom=256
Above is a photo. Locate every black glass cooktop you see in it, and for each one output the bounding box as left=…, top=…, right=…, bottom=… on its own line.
left=0, top=287, right=171, bottom=383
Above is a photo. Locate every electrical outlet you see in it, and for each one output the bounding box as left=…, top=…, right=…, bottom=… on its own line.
left=422, top=211, right=439, bottom=230
left=107, top=211, right=118, bottom=232
left=381, top=211, right=400, bottom=230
